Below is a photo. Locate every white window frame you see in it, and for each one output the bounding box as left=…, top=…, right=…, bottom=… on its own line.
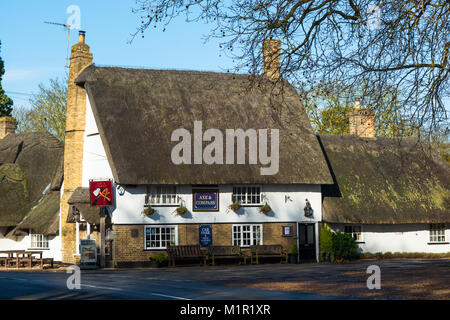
left=231, top=185, right=263, bottom=206
left=146, top=185, right=180, bottom=206
left=30, top=234, right=49, bottom=249
left=429, top=223, right=446, bottom=243
left=344, top=225, right=363, bottom=242
left=232, top=224, right=263, bottom=247
left=144, top=225, right=178, bottom=250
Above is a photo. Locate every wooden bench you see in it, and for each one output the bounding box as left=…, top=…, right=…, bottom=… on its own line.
left=166, top=245, right=207, bottom=267
left=207, top=246, right=245, bottom=266
left=250, top=245, right=288, bottom=264
left=42, top=258, right=54, bottom=269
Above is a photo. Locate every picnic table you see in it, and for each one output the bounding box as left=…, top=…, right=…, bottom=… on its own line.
left=0, top=250, right=51, bottom=269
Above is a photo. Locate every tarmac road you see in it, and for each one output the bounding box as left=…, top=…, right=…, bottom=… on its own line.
left=1, top=259, right=447, bottom=300
left=0, top=265, right=344, bottom=300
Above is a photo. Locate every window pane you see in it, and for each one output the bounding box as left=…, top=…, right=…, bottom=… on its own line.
left=145, top=226, right=176, bottom=249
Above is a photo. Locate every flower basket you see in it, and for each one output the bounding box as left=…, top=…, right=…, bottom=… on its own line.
left=229, top=201, right=241, bottom=212
left=258, top=202, right=272, bottom=214
left=174, top=204, right=188, bottom=215
left=142, top=204, right=155, bottom=216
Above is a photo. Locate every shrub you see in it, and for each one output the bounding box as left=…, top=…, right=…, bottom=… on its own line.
left=149, top=252, right=167, bottom=263
left=332, top=231, right=359, bottom=261
left=290, top=242, right=298, bottom=255
left=319, top=224, right=333, bottom=262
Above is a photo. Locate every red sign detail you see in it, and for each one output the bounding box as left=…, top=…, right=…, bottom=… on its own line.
left=89, top=180, right=114, bottom=207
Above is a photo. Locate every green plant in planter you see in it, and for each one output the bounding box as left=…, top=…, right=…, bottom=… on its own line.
left=174, top=203, right=188, bottom=215
left=229, top=199, right=241, bottom=212
left=149, top=252, right=167, bottom=263
left=290, top=242, right=298, bottom=255
left=142, top=204, right=155, bottom=216
left=258, top=202, right=271, bottom=214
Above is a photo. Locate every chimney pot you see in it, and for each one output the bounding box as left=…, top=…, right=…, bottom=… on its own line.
left=0, top=116, right=16, bottom=140
left=78, top=30, right=86, bottom=44
left=349, top=99, right=376, bottom=138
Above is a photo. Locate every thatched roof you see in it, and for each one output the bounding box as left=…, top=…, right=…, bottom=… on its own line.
left=320, top=135, right=450, bottom=224
left=13, top=191, right=60, bottom=235
left=67, top=187, right=100, bottom=225
left=0, top=132, right=63, bottom=229
left=75, top=65, right=333, bottom=185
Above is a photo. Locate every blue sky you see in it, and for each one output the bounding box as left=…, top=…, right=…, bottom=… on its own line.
left=0, top=1, right=235, bottom=109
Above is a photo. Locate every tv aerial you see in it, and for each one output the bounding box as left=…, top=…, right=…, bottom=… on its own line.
left=44, top=21, right=72, bottom=68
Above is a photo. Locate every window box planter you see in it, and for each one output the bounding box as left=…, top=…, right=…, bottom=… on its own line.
left=289, top=243, right=298, bottom=264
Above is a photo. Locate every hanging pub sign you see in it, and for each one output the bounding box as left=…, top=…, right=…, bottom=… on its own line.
left=192, top=189, right=219, bottom=211
left=89, top=179, right=114, bottom=207
left=199, top=225, right=213, bottom=247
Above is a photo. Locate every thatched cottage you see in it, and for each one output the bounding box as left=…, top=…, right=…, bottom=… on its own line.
left=55, top=31, right=449, bottom=266
left=0, top=126, right=63, bottom=260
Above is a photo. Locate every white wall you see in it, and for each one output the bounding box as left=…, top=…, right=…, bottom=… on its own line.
left=331, top=223, right=450, bottom=254
left=0, top=229, right=61, bottom=260
left=81, top=95, right=114, bottom=188
left=112, top=184, right=322, bottom=225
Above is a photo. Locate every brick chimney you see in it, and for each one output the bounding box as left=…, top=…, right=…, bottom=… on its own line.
left=263, top=39, right=281, bottom=81
left=349, top=98, right=376, bottom=138
left=0, top=116, right=16, bottom=140
left=61, top=30, right=93, bottom=264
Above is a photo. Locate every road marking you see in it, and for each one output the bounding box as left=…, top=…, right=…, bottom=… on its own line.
left=150, top=292, right=191, bottom=300
left=173, top=279, right=192, bottom=282
left=81, top=284, right=123, bottom=291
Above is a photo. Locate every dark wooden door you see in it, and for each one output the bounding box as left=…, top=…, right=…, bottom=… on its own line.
left=298, top=223, right=316, bottom=261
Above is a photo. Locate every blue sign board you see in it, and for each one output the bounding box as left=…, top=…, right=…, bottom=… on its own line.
left=199, top=225, right=212, bottom=247
left=193, top=189, right=219, bottom=211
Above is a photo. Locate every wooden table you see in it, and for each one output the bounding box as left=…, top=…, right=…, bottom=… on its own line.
left=0, top=250, right=44, bottom=269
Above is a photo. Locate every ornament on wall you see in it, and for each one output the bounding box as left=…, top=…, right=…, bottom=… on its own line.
left=304, top=199, right=313, bottom=218
left=117, top=184, right=125, bottom=196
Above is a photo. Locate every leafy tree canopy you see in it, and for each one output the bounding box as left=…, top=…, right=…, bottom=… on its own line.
left=13, top=77, right=67, bottom=142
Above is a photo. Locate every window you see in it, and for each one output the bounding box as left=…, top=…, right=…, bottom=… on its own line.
left=146, top=185, right=179, bottom=205
left=232, top=224, right=262, bottom=247
left=232, top=186, right=261, bottom=205
left=30, top=234, right=49, bottom=249
left=344, top=225, right=363, bottom=242
left=145, top=225, right=178, bottom=249
left=430, top=224, right=446, bottom=243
